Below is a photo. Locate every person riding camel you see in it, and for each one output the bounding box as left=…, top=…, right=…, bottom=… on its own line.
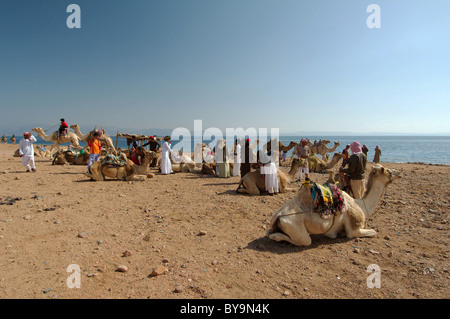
left=58, top=118, right=69, bottom=142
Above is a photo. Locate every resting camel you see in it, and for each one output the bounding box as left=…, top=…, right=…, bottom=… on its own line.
left=308, top=140, right=340, bottom=159
left=236, top=168, right=297, bottom=195
left=86, top=151, right=157, bottom=181
left=267, top=165, right=401, bottom=246
left=52, top=149, right=90, bottom=165
left=13, top=145, right=51, bottom=158
left=32, top=127, right=81, bottom=155
left=70, top=124, right=116, bottom=154
left=288, top=153, right=344, bottom=175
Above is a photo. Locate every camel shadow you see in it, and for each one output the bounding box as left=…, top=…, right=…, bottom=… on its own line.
left=203, top=181, right=237, bottom=186
left=50, top=171, right=83, bottom=175
left=245, top=234, right=352, bottom=254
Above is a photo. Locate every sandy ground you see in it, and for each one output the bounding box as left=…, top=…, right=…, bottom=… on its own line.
left=0, top=142, right=448, bottom=300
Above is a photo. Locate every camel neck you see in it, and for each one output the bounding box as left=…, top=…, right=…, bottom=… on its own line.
left=357, top=178, right=386, bottom=219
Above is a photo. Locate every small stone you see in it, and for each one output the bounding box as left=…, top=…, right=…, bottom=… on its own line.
left=174, top=286, right=183, bottom=293
left=150, top=265, right=167, bottom=277
left=42, top=288, right=51, bottom=294
left=369, top=249, right=380, bottom=255
left=116, top=265, right=128, bottom=273
left=77, top=232, right=88, bottom=238
left=198, top=230, right=207, bottom=236
left=122, top=251, right=132, bottom=257
left=23, top=215, right=31, bottom=220
left=146, top=173, right=155, bottom=178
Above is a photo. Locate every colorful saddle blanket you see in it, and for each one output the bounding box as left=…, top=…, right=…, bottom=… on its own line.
left=101, top=154, right=127, bottom=166
left=310, top=181, right=344, bottom=219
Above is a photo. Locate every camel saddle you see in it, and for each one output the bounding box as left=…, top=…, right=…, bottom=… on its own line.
left=310, top=181, right=344, bottom=219
left=101, top=154, right=127, bottom=167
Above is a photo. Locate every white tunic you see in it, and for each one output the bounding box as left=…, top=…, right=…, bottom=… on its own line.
left=261, top=162, right=279, bottom=194
left=19, top=135, right=37, bottom=169
left=160, top=141, right=173, bottom=174
left=19, top=135, right=37, bottom=156
left=233, top=144, right=241, bottom=177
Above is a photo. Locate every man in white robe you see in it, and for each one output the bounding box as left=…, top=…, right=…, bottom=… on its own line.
left=19, top=132, right=37, bottom=172
left=233, top=139, right=241, bottom=177
left=260, top=151, right=279, bottom=195
left=160, top=136, right=173, bottom=175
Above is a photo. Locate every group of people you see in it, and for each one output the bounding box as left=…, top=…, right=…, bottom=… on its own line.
left=14, top=121, right=383, bottom=200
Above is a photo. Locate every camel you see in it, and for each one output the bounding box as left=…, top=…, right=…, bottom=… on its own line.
left=10, top=135, right=16, bottom=144
left=86, top=151, right=157, bottom=181
left=1, top=135, right=7, bottom=144
left=288, top=153, right=344, bottom=175
left=308, top=140, right=340, bottom=159
left=236, top=168, right=297, bottom=195
left=70, top=124, right=116, bottom=154
left=263, top=140, right=297, bottom=165
left=32, top=127, right=81, bottom=155
left=13, top=145, right=51, bottom=158
left=52, top=149, right=90, bottom=165
left=267, top=165, right=401, bottom=246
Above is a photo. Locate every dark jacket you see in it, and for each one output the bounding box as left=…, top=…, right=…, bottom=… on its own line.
left=342, top=152, right=367, bottom=180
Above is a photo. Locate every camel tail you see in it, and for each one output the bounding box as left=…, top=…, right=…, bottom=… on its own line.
left=236, top=177, right=245, bottom=192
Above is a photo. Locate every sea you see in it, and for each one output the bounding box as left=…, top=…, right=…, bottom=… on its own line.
left=4, top=135, right=449, bottom=165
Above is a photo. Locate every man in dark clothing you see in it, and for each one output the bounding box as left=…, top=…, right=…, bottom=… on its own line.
left=142, top=136, right=161, bottom=167
left=240, top=139, right=251, bottom=178
left=339, top=141, right=367, bottom=199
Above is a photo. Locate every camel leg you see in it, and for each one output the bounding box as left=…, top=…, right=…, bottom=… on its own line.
left=346, top=227, right=377, bottom=239
left=236, top=180, right=260, bottom=195
left=343, top=218, right=377, bottom=239
left=268, top=216, right=312, bottom=246
left=126, top=175, right=146, bottom=182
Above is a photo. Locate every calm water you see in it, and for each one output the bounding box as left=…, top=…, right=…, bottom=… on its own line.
left=6, top=135, right=450, bottom=165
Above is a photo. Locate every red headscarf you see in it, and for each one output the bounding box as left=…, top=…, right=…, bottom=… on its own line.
left=350, top=141, right=362, bottom=154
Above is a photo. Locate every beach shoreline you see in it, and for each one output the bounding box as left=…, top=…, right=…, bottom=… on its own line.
left=0, top=143, right=448, bottom=299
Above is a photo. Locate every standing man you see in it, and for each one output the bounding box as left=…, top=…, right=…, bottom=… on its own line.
left=87, top=131, right=101, bottom=174
left=339, top=141, right=367, bottom=199
left=373, top=145, right=382, bottom=163
left=290, top=138, right=310, bottom=181
left=19, top=132, right=37, bottom=172
left=160, top=136, right=173, bottom=175
left=232, top=139, right=241, bottom=177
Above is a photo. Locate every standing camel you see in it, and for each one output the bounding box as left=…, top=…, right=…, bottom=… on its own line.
left=70, top=124, right=116, bottom=154
left=32, top=127, right=81, bottom=155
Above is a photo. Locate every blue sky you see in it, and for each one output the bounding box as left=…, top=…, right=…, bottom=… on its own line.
left=1, top=0, right=449, bottom=135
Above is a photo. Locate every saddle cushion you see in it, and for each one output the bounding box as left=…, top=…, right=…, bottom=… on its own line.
left=310, top=181, right=344, bottom=219
left=101, top=154, right=127, bottom=166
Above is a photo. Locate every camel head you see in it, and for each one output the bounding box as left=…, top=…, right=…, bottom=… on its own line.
left=334, top=141, right=340, bottom=146
left=146, top=150, right=158, bottom=161
left=332, top=152, right=345, bottom=160
left=70, top=124, right=79, bottom=130
left=32, top=127, right=43, bottom=133
left=369, top=165, right=401, bottom=186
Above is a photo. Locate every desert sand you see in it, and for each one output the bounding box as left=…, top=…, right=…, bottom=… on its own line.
left=0, top=143, right=448, bottom=299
